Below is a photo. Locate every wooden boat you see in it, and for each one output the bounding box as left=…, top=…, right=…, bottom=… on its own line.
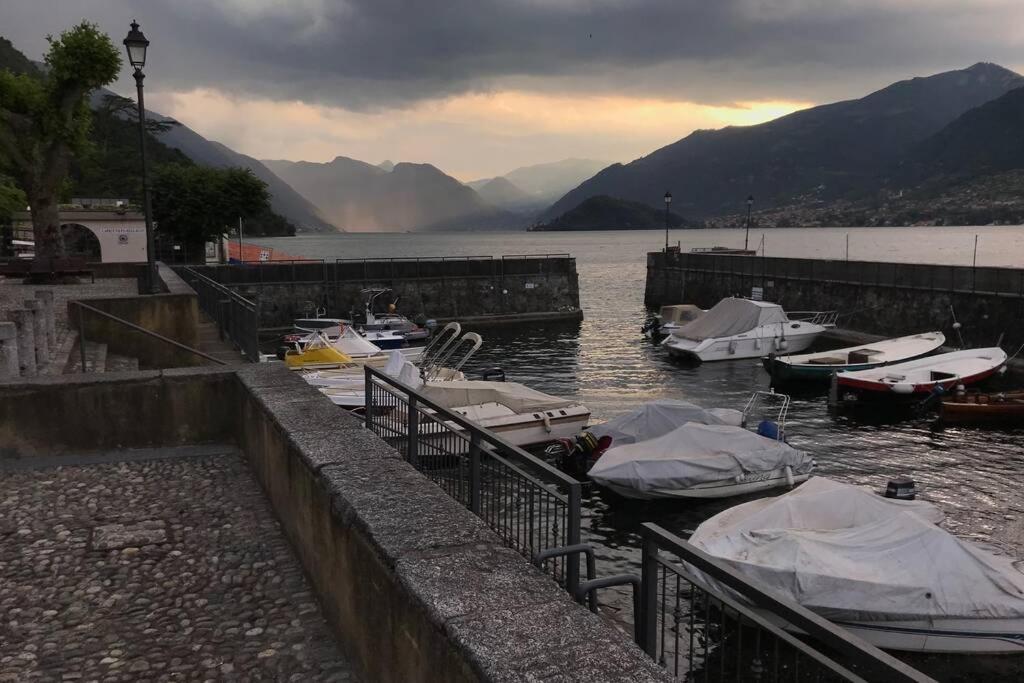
left=835, top=347, right=1007, bottom=399
left=940, top=391, right=1024, bottom=425
left=763, top=332, right=945, bottom=383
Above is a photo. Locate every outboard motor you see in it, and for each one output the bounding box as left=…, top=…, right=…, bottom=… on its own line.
left=884, top=476, right=917, bottom=500
left=545, top=432, right=613, bottom=475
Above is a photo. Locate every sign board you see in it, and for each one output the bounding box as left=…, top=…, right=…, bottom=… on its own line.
left=751, top=286, right=764, bottom=301
left=524, top=282, right=536, bottom=290
left=259, top=250, right=270, bottom=262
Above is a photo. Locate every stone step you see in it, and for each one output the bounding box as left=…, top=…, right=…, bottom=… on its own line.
left=105, top=352, right=140, bottom=373
left=66, top=340, right=108, bottom=374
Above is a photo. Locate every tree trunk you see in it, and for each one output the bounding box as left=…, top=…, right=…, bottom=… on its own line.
left=28, top=190, right=65, bottom=259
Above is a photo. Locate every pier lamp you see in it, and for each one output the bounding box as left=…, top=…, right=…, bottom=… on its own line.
left=664, top=191, right=672, bottom=252
left=123, top=20, right=159, bottom=294
left=745, top=194, right=754, bottom=252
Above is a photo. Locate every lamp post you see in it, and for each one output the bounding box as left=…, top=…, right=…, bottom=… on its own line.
left=663, top=191, right=672, bottom=252
left=744, top=194, right=754, bottom=251
left=123, top=20, right=158, bottom=294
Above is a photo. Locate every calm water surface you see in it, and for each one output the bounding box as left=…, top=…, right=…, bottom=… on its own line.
left=257, top=227, right=1024, bottom=680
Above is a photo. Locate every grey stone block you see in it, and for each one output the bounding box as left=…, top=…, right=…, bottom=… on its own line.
left=287, top=426, right=399, bottom=472
left=234, top=363, right=306, bottom=389
left=319, top=458, right=495, bottom=562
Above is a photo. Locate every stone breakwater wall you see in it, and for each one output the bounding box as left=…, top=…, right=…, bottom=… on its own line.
left=185, top=256, right=582, bottom=329
left=646, top=251, right=1024, bottom=352
left=0, top=365, right=667, bottom=682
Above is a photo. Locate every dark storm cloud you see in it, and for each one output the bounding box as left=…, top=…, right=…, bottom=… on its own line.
left=4, top=0, right=1022, bottom=108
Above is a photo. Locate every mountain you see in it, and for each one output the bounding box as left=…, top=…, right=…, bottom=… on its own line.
left=472, top=177, right=533, bottom=209
left=377, top=160, right=395, bottom=172
left=532, top=195, right=693, bottom=231
left=0, top=37, right=37, bottom=75
left=504, top=159, right=610, bottom=201
left=543, top=63, right=1024, bottom=221
left=154, top=122, right=337, bottom=233
left=263, top=157, right=516, bottom=231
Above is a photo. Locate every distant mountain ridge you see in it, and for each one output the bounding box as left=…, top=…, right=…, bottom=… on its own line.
left=543, top=63, right=1024, bottom=221
left=264, top=156, right=516, bottom=231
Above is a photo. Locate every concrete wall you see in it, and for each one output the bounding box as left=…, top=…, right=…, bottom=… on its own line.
left=188, top=258, right=582, bottom=328
left=0, top=366, right=667, bottom=682
left=646, top=251, right=1024, bottom=351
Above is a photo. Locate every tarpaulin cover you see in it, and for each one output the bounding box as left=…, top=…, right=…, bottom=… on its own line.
left=421, top=380, right=576, bottom=413
left=671, top=298, right=788, bottom=341
left=689, top=477, right=1024, bottom=621
left=588, top=400, right=743, bottom=445
left=588, top=423, right=812, bottom=493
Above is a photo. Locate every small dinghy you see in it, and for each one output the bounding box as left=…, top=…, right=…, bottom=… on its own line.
left=642, top=304, right=705, bottom=338
left=587, top=399, right=743, bottom=445
left=661, top=297, right=836, bottom=362
left=588, top=393, right=813, bottom=499
left=835, top=347, right=1007, bottom=399
left=689, top=477, right=1024, bottom=653
left=940, top=390, right=1024, bottom=426
left=764, top=332, right=945, bottom=383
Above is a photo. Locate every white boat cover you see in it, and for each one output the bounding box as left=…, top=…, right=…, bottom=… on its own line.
left=689, top=477, right=1024, bottom=622
left=421, top=380, right=576, bottom=413
left=672, top=298, right=788, bottom=341
left=588, top=400, right=743, bottom=445
left=588, top=423, right=812, bottom=493
left=331, top=327, right=383, bottom=357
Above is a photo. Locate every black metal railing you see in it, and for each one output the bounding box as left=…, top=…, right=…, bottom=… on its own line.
left=639, top=524, right=935, bottom=683
left=177, top=266, right=260, bottom=361
left=363, top=365, right=583, bottom=596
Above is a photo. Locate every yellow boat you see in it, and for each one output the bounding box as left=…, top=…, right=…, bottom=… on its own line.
left=284, top=334, right=353, bottom=369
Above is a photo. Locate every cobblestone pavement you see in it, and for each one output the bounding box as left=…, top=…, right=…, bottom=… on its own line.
left=0, top=277, right=132, bottom=333
left=0, top=451, right=356, bottom=682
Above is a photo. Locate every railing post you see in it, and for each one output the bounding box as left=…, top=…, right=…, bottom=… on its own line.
left=76, top=304, right=88, bottom=373
left=640, top=534, right=659, bottom=657
left=469, top=432, right=482, bottom=514
left=363, top=365, right=374, bottom=429
left=566, top=483, right=581, bottom=598
left=407, top=395, right=419, bottom=466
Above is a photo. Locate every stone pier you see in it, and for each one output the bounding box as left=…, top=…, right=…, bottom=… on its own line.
left=0, top=321, right=17, bottom=379
left=9, top=308, right=35, bottom=377
left=23, top=299, right=48, bottom=365
left=34, top=289, right=56, bottom=350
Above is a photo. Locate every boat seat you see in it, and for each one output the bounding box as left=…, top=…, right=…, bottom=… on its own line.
left=807, top=356, right=846, bottom=365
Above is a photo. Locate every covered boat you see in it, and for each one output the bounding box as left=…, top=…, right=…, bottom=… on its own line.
left=661, top=297, right=834, bottom=362
left=690, top=477, right=1024, bottom=653
left=940, top=390, right=1024, bottom=426
left=835, top=347, right=1007, bottom=398
left=587, top=399, right=743, bottom=445
left=643, top=304, right=705, bottom=338
left=587, top=422, right=814, bottom=499
left=764, top=332, right=945, bottom=383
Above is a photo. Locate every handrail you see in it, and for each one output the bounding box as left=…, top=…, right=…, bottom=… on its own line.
left=640, top=523, right=935, bottom=683
left=180, top=266, right=257, bottom=307
left=71, top=300, right=227, bottom=368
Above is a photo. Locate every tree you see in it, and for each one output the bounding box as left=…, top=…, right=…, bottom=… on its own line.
left=0, top=22, right=120, bottom=259
left=152, top=164, right=274, bottom=252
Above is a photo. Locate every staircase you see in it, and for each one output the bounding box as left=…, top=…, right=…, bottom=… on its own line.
left=196, top=317, right=248, bottom=364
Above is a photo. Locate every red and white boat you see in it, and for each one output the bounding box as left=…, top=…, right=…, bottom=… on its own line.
left=836, top=347, right=1007, bottom=398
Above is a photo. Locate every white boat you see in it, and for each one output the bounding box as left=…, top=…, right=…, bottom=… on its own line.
left=763, top=331, right=946, bottom=383
left=836, top=347, right=1008, bottom=398
left=588, top=392, right=813, bottom=500
left=661, top=298, right=836, bottom=362
left=689, top=477, right=1024, bottom=654
left=587, top=399, right=743, bottom=446
left=642, top=305, right=705, bottom=338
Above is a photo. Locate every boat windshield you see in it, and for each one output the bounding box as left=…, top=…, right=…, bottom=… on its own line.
left=673, top=298, right=787, bottom=340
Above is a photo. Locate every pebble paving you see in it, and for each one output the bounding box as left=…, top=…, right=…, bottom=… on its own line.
left=0, top=451, right=356, bottom=681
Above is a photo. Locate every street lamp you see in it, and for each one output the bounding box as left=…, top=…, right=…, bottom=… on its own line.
left=123, top=20, right=158, bottom=294
left=664, top=191, right=672, bottom=252
left=744, top=194, right=754, bottom=251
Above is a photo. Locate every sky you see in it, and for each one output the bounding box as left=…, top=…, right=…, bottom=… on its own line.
left=5, top=0, right=1024, bottom=180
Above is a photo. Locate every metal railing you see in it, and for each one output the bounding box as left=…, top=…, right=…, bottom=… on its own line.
left=177, top=266, right=260, bottom=361
left=70, top=300, right=226, bottom=371
left=639, top=524, right=935, bottom=682
left=363, top=365, right=583, bottom=596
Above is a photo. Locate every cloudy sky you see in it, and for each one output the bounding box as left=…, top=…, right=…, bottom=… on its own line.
left=6, top=1, right=1024, bottom=179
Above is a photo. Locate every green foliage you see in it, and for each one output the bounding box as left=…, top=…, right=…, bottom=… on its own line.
left=44, top=23, right=121, bottom=91
left=152, top=164, right=278, bottom=244
left=0, top=177, right=26, bottom=221
left=0, top=37, right=39, bottom=76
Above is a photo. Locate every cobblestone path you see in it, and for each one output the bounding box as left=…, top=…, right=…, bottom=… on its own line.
left=0, top=451, right=355, bottom=681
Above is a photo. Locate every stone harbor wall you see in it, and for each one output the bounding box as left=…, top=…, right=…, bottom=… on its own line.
left=646, top=251, right=1024, bottom=353
left=0, top=365, right=668, bottom=682
left=182, top=257, right=582, bottom=329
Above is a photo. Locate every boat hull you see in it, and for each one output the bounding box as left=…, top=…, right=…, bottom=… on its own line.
left=837, top=365, right=1003, bottom=398
left=940, top=392, right=1024, bottom=425
left=599, top=468, right=809, bottom=500
left=665, top=327, right=823, bottom=363
left=834, top=619, right=1024, bottom=654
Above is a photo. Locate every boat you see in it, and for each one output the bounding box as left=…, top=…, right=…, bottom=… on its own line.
left=940, top=390, right=1024, bottom=426
left=835, top=347, right=1008, bottom=400
left=661, top=297, right=836, bottom=362
left=689, top=477, right=1024, bottom=654
left=283, top=333, right=352, bottom=369
left=642, top=305, right=705, bottom=338
left=763, top=332, right=946, bottom=383
left=359, top=288, right=430, bottom=341
left=587, top=392, right=814, bottom=499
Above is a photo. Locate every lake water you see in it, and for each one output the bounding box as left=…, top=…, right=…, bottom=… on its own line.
left=254, top=226, right=1024, bottom=680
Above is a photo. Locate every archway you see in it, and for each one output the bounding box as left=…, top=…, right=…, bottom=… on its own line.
left=60, top=223, right=102, bottom=260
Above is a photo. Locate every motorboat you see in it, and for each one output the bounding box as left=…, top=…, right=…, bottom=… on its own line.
left=642, top=305, right=705, bottom=338
left=661, top=297, right=836, bottom=362
left=587, top=392, right=814, bottom=499
left=940, top=390, right=1024, bottom=426
left=360, top=288, right=430, bottom=341
left=689, top=477, right=1024, bottom=654
left=283, top=333, right=352, bottom=370
left=835, top=347, right=1007, bottom=400
left=764, top=332, right=946, bottom=383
